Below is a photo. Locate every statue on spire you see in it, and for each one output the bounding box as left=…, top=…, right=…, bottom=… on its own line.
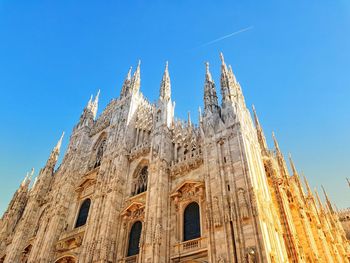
left=159, top=61, right=171, bottom=101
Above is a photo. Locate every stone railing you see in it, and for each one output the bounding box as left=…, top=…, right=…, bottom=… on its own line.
left=173, top=237, right=207, bottom=254
left=129, top=142, right=150, bottom=161
left=170, top=148, right=203, bottom=176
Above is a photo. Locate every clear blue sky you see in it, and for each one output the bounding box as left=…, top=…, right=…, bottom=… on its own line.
left=1, top=1, right=350, bottom=215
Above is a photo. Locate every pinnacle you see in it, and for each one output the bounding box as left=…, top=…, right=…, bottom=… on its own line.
left=127, top=66, right=132, bottom=80
left=220, top=52, right=225, bottom=65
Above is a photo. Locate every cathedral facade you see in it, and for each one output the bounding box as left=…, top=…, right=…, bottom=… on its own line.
left=0, top=54, right=349, bottom=263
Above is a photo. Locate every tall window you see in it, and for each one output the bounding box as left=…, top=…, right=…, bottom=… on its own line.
left=94, top=139, right=106, bottom=168
left=127, top=221, right=142, bottom=256
left=75, top=199, right=91, bottom=228
left=132, top=166, right=148, bottom=196
left=183, top=202, right=201, bottom=241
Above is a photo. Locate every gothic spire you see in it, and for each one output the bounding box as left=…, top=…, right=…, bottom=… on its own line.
left=91, top=89, right=100, bottom=119
left=220, top=52, right=235, bottom=105
left=159, top=61, right=171, bottom=101
left=252, top=105, right=268, bottom=153
left=228, top=65, right=237, bottom=84
left=288, top=153, right=297, bottom=176
left=303, top=173, right=312, bottom=195
left=314, top=188, right=324, bottom=213
left=272, top=132, right=289, bottom=179
left=321, top=185, right=334, bottom=214
left=120, top=66, right=132, bottom=98
left=131, top=60, right=141, bottom=93
left=46, top=132, right=65, bottom=169
left=203, top=62, right=219, bottom=115
left=272, top=132, right=282, bottom=154
left=187, top=111, right=192, bottom=127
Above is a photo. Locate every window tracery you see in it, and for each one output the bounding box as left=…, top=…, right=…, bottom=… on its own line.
left=94, top=139, right=106, bottom=168
left=131, top=166, right=148, bottom=196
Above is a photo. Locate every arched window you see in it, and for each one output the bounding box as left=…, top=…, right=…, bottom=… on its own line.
left=132, top=166, right=148, bottom=196
left=183, top=202, right=201, bottom=241
left=94, top=139, right=106, bottom=168
left=127, top=221, right=142, bottom=256
left=75, top=199, right=91, bottom=228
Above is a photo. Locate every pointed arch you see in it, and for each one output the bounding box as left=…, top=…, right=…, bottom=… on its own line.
left=127, top=221, right=142, bottom=256
left=75, top=198, right=91, bottom=228
left=131, top=160, right=149, bottom=196
left=183, top=202, right=201, bottom=241
left=90, top=132, right=107, bottom=169
left=54, top=255, right=77, bottom=263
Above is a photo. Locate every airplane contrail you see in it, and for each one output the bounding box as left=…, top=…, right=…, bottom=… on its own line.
left=196, top=26, right=254, bottom=48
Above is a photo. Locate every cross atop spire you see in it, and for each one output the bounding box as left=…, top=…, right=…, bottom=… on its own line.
left=159, top=61, right=171, bottom=101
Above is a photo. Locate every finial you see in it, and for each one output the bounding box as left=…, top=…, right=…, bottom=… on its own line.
left=165, top=60, right=169, bottom=70
left=347, top=177, right=350, bottom=188
left=198, top=107, right=202, bottom=123
left=187, top=111, right=191, bottom=126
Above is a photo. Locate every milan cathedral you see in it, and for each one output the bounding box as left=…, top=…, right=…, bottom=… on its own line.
left=1, top=54, right=349, bottom=263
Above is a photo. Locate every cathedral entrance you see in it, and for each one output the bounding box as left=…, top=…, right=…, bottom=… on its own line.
left=54, top=256, right=76, bottom=263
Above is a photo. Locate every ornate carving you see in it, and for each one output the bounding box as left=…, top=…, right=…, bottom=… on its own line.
left=213, top=196, right=222, bottom=227
left=238, top=188, right=250, bottom=220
